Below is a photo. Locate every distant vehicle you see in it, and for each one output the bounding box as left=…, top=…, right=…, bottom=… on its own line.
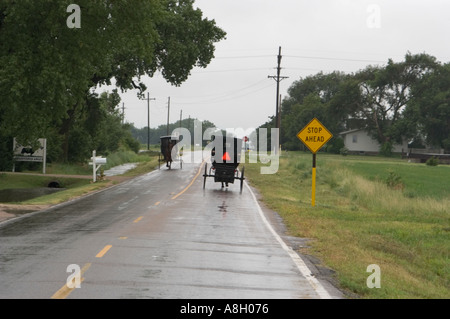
left=159, top=135, right=182, bottom=169
left=203, top=135, right=245, bottom=193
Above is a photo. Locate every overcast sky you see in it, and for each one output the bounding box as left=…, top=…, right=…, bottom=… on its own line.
left=106, top=0, right=450, bottom=136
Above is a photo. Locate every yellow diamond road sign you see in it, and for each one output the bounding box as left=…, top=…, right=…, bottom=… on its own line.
left=297, top=118, right=333, bottom=154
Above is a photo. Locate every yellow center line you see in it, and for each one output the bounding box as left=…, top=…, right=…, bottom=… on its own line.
left=51, top=160, right=206, bottom=299
left=171, top=160, right=205, bottom=200
left=95, top=245, right=112, bottom=258
left=51, top=263, right=91, bottom=299
left=133, top=216, right=143, bottom=223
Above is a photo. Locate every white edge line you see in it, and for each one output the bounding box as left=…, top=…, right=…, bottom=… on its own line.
left=244, top=180, right=333, bottom=299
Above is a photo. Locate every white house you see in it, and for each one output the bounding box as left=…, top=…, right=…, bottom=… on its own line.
left=340, top=129, right=408, bottom=155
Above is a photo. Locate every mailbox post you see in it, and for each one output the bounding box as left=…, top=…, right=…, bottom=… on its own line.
left=89, top=150, right=107, bottom=182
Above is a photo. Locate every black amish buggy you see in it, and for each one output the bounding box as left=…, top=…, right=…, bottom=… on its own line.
left=203, top=135, right=245, bottom=193
left=159, top=135, right=182, bottom=169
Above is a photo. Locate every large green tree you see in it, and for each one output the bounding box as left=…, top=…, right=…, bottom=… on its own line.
left=355, top=53, right=439, bottom=149
left=279, top=71, right=350, bottom=150
left=276, top=53, right=447, bottom=154
left=0, top=0, right=225, bottom=161
left=408, top=63, right=450, bottom=152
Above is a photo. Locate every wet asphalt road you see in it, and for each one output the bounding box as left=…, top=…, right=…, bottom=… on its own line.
left=0, top=153, right=340, bottom=299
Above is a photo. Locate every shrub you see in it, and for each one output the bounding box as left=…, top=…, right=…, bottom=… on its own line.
left=326, top=137, right=345, bottom=154
left=385, top=169, right=404, bottom=190
left=380, top=142, right=393, bottom=157
left=426, top=156, right=439, bottom=166
left=340, top=147, right=349, bottom=156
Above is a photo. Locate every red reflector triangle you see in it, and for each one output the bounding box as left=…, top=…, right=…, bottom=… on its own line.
left=222, top=152, right=231, bottom=161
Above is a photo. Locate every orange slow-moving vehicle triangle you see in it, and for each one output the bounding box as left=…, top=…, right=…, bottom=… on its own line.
left=222, top=152, right=231, bottom=161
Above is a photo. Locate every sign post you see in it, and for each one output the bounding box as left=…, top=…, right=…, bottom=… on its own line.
left=296, top=118, right=333, bottom=206
left=89, top=150, right=107, bottom=183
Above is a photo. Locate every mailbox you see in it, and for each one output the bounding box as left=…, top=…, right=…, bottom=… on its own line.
left=94, top=157, right=107, bottom=164
left=90, top=157, right=107, bottom=165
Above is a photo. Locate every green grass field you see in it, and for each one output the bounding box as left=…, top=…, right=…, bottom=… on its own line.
left=244, top=151, right=450, bottom=299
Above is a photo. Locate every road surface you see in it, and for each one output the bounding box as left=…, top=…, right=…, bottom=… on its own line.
left=0, top=153, right=342, bottom=299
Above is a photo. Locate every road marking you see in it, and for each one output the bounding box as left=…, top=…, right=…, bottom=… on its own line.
left=133, top=216, right=143, bottom=223
left=245, top=181, right=333, bottom=299
left=155, top=201, right=160, bottom=206
left=51, top=263, right=91, bottom=299
left=96, top=245, right=112, bottom=258
left=119, top=236, right=127, bottom=239
left=171, top=161, right=205, bottom=200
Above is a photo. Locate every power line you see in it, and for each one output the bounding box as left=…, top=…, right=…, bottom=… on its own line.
left=171, top=78, right=268, bottom=100
left=284, top=55, right=386, bottom=64
left=214, top=55, right=273, bottom=59
left=175, top=82, right=274, bottom=105
left=171, top=78, right=273, bottom=105
left=192, top=67, right=271, bottom=74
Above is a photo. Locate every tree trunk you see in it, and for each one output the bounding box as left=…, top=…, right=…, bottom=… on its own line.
left=59, top=106, right=77, bottom=163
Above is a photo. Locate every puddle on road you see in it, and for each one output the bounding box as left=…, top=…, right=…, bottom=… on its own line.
left=218, top=201, right=228, bottom=213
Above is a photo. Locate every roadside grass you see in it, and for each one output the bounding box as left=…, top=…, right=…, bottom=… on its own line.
left=118, top=152, right=160, bottom=177
left=326, top=156, right=450, bottom=200
left=244, top=151, right=450, bottom=299
left=0, top=173, right=90, bottom=191
left=19, top=179, right=111, bottom=205
left=19, top=148, right=161, bottom=176
left=44, top=162, right=92, bottom=175
left=101, top=149, right=159, bottom=170
left=1, top=149, right=160, bottom=205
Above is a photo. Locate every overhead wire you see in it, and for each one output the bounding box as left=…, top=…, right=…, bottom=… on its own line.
left=136, top=51, right=391, bottom=110
left=175, top=81, right=274, bottom=105
left=171, top=78, right=269, bottom=100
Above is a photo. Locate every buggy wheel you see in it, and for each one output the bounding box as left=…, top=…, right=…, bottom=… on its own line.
left=203, top=163, right=207, bottom=189
left=240, top=166, right=245, bottom=194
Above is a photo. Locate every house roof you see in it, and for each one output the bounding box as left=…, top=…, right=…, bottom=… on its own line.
left=339, top=128, right=366, bottom=135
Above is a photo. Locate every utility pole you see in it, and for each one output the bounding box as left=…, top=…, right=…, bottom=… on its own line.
left=268, top=46, right=288, bottom=154
left=179, top=109, right=182, bottom=129
left=279, top=94, right=282, bottom=138
left=167, top=97, right=171, bottom=136
left=145, top=93, right=156, bottom=150
left=122, top=102, right=125, bottom=124
left=188, top=115, right=192, bottom=145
